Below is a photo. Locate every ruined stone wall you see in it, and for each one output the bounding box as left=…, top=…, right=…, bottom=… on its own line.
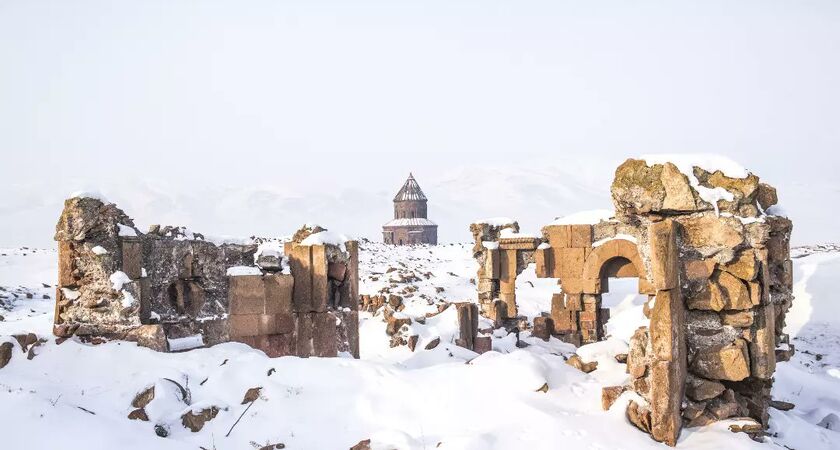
left=470, top=158, right=793, bottom=446
left=54, top=197, right=359, bottom=358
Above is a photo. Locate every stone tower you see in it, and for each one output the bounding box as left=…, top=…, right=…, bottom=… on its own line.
left=382, top=173, right=438, bottom=245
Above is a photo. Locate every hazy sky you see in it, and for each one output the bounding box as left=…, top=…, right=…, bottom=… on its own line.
left=1, top=1, right=838, bottom=246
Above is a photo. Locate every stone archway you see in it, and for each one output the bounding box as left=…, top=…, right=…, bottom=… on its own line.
left=581, top=239, right=646, bottom=291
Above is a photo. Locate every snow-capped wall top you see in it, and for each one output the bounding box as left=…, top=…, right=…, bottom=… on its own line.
left=640, top=153, right=750, bottom=179
left=300, top=230, right=350, bottom=250
left=474, top=217, right=516, bottom=227
left=550, top=209, right=614, bottom=225
left=67, top=190, right=111, bottom=203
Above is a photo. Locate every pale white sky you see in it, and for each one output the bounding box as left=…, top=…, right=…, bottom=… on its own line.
left=1, top=0, right=838, bottom=246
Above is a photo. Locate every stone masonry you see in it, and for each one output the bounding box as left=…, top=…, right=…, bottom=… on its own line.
left=471, top=158, right=793, bottom=446
left=54, top=197, right=359, bottom=358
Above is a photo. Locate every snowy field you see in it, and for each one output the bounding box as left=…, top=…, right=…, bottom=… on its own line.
left=1, top=243, right=839, bottom=449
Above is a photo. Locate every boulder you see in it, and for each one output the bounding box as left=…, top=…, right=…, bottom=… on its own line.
left=690, top=339, right=751, bottom=381
left=611, top=160, right=700, bottom=215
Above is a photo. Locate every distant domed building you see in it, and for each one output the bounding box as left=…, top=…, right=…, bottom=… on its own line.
left=382, top=173, right=438, bottom=245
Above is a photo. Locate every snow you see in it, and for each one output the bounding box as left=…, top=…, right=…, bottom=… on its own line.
left=109, top=271, right=132, bottom=291
left=481, top=240, right=499, bottom=250
left=121, top=289, right=136, bottom=308
left=226, top=266, right=263, bottom=276
left=1, top=244, right=839, bottom=449
left=592, top=233, right=638, bottom=247
left=61, top=287, right=81, bottom=301
left=474, top=217, right=516, bottom=226
left=118, top=224, right=138, bottom=237
left=500, top=228, right=536, bottom=239
left=537, top=242, right=551, bottom=250
left=299, top=230, right=349, bottom=251
left=67, top=190, right=110, bottom=203
left=167, top=335, right=205, bottom=352
left=89, top=246, right=107, bottom=256
left=382, top=218, right=437, bottom=227
left=551, top=209, right=614, bottom=225
left=640, top=154, right=750, bottom=179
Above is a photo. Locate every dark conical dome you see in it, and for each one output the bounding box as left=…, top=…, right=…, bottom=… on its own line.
left=393, top=173, right=427, bottom=202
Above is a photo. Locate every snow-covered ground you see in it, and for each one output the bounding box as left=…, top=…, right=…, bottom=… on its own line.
left=1, top=243, right=839, bottom=449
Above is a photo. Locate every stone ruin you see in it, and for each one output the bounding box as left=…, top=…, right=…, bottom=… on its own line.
left=53, top=196, right=359, bottom=358
left=471, top=158, right=793, bottom=445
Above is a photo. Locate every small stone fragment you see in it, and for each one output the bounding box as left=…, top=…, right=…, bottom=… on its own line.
left=242, top=387, right=262, bottom=404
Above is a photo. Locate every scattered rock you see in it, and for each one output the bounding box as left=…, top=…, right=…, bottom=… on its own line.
left=536, top=383, right=549, bottom=393
left=0, top=342, right=13, bottom=369
left=350, top=439, right=372, bottom=450
left=132, top=385, right=156, bottom=409
left=181, top=406, right=220, bottom=432
left=769, top=400, right=794, bottom=411
left=601, top=385, right=627, bottom=410
left=626, top=400, right=652, bottom=433
left=127, top=408, right=149, bottom=421
left=154, top=424, right=169, bottom=438
left=242, top=387, right=262, bottom=404
left=424, top=337, right=440, bottom=350
left=614, top=353, right=628, bottom=364
left=566, top=354, right=598, bottom=373
left=258, top=444, right=286, bottom=450
left=407, top=335, right=419, bottom=352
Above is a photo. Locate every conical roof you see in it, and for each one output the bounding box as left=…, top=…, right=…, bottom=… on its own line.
left=393, top=173, right=427, bottom=202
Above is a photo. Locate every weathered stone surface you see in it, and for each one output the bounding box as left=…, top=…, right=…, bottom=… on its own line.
left=749, top=305, right=776, bottom=380
left=687, top=271, right=752, bottom=311
left=602, top=385, right=627, bottom=410
left=532, top=316, right=554, bottom=341
left=264, top=274, right=293, bottom=315
left=720, top=250, right=758, bottom=281
left=648, top=221, right=678, bottom=290
left=626, top=400, right=652, bottom=434
left=181, top=406, right=219, bottom=432
left=690, top=339, right=751, bottom=381
left=756, top=183, right=778, bottom=210
left=721, top=310, right=754, bottom=327
left=685, top=375, right=725, bottom=401
left=0, top=342, right=14, bottom=369
left=566, top=354, right=598, bottom=373
left=660, top=163, right=698, bottom=211
left=425, top=336, right=440, bottom=350
left=627, top=327, right=649, bottom=379
left=128, top=408, right=149, bottom=421
left=679, top=213, right=745, bottom=256
left=473, top=336, right=492, bottom=354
